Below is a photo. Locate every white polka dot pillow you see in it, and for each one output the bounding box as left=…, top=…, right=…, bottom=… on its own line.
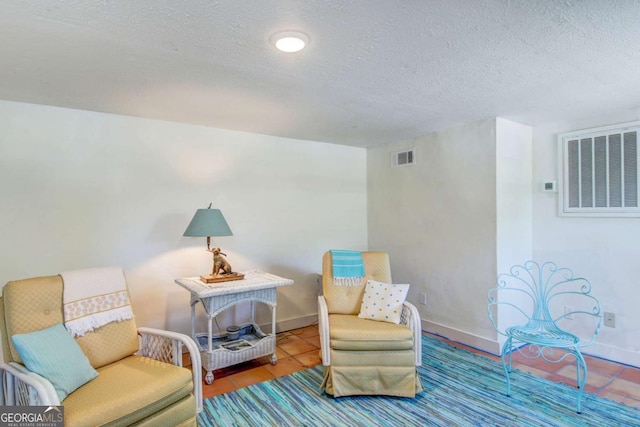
left=358, top=279, right=410, bottom=324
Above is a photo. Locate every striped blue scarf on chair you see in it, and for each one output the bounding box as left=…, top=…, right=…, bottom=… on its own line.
left=330, top=250, right=365, bottom=287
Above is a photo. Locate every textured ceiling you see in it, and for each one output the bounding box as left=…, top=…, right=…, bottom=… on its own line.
left=1, top=1, right=640, bottom=148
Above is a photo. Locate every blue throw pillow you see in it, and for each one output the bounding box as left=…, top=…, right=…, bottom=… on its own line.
left=11, top=323, right=98, bottom=401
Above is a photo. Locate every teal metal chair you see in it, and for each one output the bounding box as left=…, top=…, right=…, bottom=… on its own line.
left=487, top=261, right=602, bottom=413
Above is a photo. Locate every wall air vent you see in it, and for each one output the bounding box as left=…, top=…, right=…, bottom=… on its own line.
left=559, top=121, right=640, bottom=217
left=392, top=149, right=415, bottom=167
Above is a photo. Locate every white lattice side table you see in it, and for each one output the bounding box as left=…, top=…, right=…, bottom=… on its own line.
left=175, top=270, right=294, bottom=384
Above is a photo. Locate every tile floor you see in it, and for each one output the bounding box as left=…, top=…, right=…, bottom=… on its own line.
left=199, top=325, right=322, bottom=398
left=437, top=335, right=640, bottom=408
left=197, top=325, right=640, bottom=409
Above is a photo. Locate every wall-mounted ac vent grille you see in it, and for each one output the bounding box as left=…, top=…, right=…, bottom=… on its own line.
left=560, top=121, right=640, bottom=217
left=392, top=149, right=415, bottom=167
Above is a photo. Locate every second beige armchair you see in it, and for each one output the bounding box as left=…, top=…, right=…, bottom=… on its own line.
left=318, top=251, right=423, bottom=397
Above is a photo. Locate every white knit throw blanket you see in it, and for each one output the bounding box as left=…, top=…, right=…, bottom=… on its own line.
left=61, top=267, right=134, bottom=337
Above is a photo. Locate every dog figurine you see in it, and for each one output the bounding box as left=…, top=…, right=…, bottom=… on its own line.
left=209, top=247, right=233, bottom=275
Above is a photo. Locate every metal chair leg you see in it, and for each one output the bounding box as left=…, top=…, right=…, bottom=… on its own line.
left=574, top=349, right=588, bottom=414
left=501, top=338, right=513, bottom=397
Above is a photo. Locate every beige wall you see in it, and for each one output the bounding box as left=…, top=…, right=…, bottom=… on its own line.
left=0, top=100, right=368, bottom=335
left=533, top=109, right=640, bottom=366
left=368, top=118, right=502, bottom=351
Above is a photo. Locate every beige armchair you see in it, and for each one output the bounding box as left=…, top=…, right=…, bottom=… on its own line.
left=0, top=270, right=202, bottom=426
left=318, top=251, right=423, bottom=397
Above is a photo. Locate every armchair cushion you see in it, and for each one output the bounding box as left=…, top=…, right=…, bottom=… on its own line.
left=2, top=275, right=64, bottom=363
left=1, top=275, right=139, bottom=368
left=75, top=320, right=139, bottom=369
left=322, top=251, right=392, bottom=314
left=11, top=323, right=98, bottom=401
left=62, top=355, right=193, bottom=426
left=329, top=314, right=414, bottom=351
left=358, top=279, right=410, bottom=324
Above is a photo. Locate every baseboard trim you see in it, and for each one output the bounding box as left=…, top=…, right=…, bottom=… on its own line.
left=263, top=314, right=318, bottom=334
left=421, top=319, right=501, bottom=356
left=421, top=319, right=640, bottom=368
left=585, top=341, right=640, bottom=368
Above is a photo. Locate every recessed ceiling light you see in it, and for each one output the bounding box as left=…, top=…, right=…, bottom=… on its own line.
left=270, top=31, right=309, bottom=53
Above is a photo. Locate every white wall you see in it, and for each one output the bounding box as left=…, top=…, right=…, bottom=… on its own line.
left=368, top=118, right=500, bottom=350
left=0, top=100, right=367, bottom=336
left=370, top=111, right=639, bottom=367
left=4, top=96, right=637, bottom=367
left=495, top=118, right=533, bottom=346
left=533, top=109, right=640, bottom=366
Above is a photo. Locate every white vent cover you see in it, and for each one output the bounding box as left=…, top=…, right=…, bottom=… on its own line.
left=559, top=121, right=640, bottom=217
left=392, top=149, right=415, bottom=167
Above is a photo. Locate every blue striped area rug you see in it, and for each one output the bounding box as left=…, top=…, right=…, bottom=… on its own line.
left=198, top=336, right=640, bottom=426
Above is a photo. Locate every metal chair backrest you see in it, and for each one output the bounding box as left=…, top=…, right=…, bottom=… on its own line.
left=488, top=260, right=602, bottom=348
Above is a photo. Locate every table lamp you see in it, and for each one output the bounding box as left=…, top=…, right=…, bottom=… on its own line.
left=183, top=204, right=244, bottom=283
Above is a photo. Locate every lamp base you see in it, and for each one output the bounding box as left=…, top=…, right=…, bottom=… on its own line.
left=200, top=272, right=245, bottom=283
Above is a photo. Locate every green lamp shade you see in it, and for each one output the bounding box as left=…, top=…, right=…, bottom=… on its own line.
left=183, top=209, right=233, bottom=237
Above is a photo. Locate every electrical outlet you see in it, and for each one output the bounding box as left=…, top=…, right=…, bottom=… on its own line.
left=419, top=293, right=427, bottom=305
left=564, top=305, right=574, bottom=320
left=604, top=311, right=616, bottom=328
